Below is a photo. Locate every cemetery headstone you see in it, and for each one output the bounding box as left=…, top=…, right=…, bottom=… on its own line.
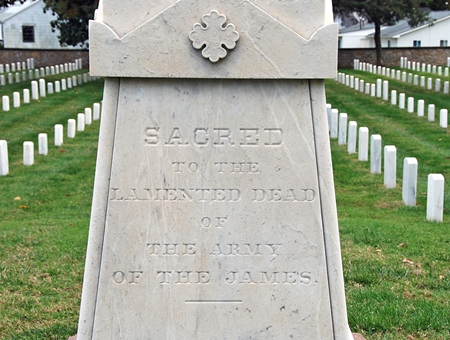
left=68, top=119, right=76, bottom=138
left=402, top=158, right=418, bottom=206
left=55, top=124, right=63, bottom=146
left=38, top=133, right=48, bottom=156
left=0, top=140, right=8, bottom=176
left=370, top=134, right=382, bottom=174
left=427, top=174, right=445, bottom=222
left=384, top=146, right=396, bottom=188
left=23, top=142, right=34, bottom=166
left=348, top=121, right=357, bottom=154
left=77, top=1, right=353, bottom=339
left=358, top=127, right=369, bottom=161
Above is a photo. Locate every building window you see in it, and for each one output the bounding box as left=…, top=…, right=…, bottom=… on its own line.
left=413, top=40, right=421, bottom=47
left=440, top=40, right=448, bottom=47
left=22, top=26, right=35, bottom=43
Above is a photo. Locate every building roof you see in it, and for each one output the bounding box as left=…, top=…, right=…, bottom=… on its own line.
left=339, top=10, right=450, bottom=38
left=370, top=11, right=450, bottom=38
left=0, top=0, right=41, bottom=23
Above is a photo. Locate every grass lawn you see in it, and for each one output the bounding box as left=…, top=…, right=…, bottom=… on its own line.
left=0, top=70, right=448, bottom=339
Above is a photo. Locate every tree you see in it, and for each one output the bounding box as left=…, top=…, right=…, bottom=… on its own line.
left=333, top=0, right=429, bottom=65
left=43, top=0, right=99, bottom=48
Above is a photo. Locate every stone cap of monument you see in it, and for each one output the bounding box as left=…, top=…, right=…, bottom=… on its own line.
left=89, top=0, right=337, bottom=79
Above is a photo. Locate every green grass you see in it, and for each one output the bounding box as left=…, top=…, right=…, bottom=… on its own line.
left=0, top=74, right=103, bottom=339
left=0, top=71, right=449, bottom=339
left=327, top=71, right=450, bottom=340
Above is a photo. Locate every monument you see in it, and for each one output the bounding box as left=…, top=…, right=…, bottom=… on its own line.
left=78, top=0, right=354, bottom=338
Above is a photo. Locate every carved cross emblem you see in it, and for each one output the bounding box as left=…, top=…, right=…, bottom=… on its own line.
left=189, top=10, right=239, bottom=63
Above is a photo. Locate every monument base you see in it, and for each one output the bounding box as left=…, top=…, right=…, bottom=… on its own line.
left=69, top=334, right=366, bottom=339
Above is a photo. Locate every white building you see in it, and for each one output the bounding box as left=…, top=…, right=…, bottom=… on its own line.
left=339, top=11, right=450, bottom=48
left=0, top=0, right=77, bottom=49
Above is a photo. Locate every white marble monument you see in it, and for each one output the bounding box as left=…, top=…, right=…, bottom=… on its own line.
left=78, top=1, right=353, bottom=339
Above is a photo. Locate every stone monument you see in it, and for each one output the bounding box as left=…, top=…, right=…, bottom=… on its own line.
left=78, top=0, right=354, bottom=338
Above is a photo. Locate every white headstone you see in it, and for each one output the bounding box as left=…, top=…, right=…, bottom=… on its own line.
left=2, top=95, right=9, bottom=111
left=330, top=108, right=338, bottom=139
left=8, top=73, right=13, bottom=84
left=376, top=78, right=382, bottom=97
left=23, top=89, right=30, bottom=104
left=31, top=81, right=39, bottom=100
left=434, top=78, right=441, bottom=92
left=23, top=141, right=34, bottom=166
left=401, top=71, right=406, bottom=82
left=0, top=75, right=5, bottom=86
left=5, top=64, right=10, bottom=73
left=338, top=113, right=347, bottom=145
left=427, top=174, right=445, bottom=222
left=15, top=73, right=20, bottom=83
left=13, top=92, right=20, bottom=108
left=428, top=104, right=435, bottom=122
left=0, top=140, right=8, bottom=176
left=420, top=76, right=425, bottom=87
left=417, top=99, right=424, bottom=117
left=78, top=2, right=353, bottom=339
left=354, top=77, right=359, bottom=91
left=359, top=79, right=364, bottom=93
left=347, top=121, right=357, bottom=154
left=358, top=127, right=369, bottom=161
left=370, top=134, right=382, bottom=174
left=68, top=119, right=76, bottom=138
left=62, top=79, right=67, bottom=91
left=55, top=124, right=63, bottom=146
left=444, top=81, right=449, bottom=95
left=77, top=113, right=85, bottom=131
left=399, top=93, right=405, bottom=109
left=93, top=103, right=101, bottom=120
left=402, top=157, right=418, bottom=206
left=432, top=65, right=436, bottom=74
left=390, top=90, right=397, bottom=105
left=384, top=146, right=396, bottom=188
left=440, top=109, right=448, bottom=128
left=413, top=74, right=418, bottom=85
left=382, top=80, right=389, bottom=101
left=370, top=83, right=376, bottom=97
left=35, top=69, right=39, bottom=79
left=407, top=97, right=414, bottom=113
left=39, top=79, right=46, bottom=97
left=438, top=66, right=442, bottom=76
left=67, top=77, right=72, bottom=89
left=85, top=108, right=92, bottom=125
left=427, top=77, right=433, bottom=90
left=55, top=81, right=61, bottom=92
left=48, top=83, right=54, bottom=95
left=38, top=133, right=48, bottom=155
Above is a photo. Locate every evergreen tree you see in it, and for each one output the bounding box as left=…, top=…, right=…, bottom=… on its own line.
left=43, top=0, right=99, bottom=48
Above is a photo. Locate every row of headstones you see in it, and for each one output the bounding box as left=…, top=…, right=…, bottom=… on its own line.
left=352, top=60, right=450, bottom=95
left=0, top=58, right=83, bottom=86
left=337, top=73, right=449, bottom=129
left=0, top=103, right=101, bottom=174
left=327, top=104, right=445, bottom=222
left=400, top=56, right=450, bottom=72
left=354, top=59, right=450, bottom=77
left=0, top=58, right=35, bottom=73
left=1, top=73, right=99, bottom=111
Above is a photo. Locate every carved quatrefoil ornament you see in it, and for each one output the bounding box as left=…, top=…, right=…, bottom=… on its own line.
left=189, top=10, right=239, bottom=63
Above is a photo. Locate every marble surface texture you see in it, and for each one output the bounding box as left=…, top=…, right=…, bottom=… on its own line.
left=77, top=79, right=353, bottom=339
left=90, top=0, right=337, bottom=79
